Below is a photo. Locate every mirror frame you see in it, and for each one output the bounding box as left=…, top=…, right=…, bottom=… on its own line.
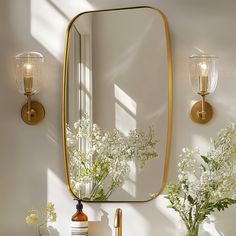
left=62, top=6, right=173, bottom=202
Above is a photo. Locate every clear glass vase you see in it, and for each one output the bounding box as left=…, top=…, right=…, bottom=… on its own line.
left=185, top=224, right=199, bottom=236
left=38, top=225, right=53, bottom=236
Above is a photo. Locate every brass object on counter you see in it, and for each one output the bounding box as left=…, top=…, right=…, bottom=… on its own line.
left=114, top=208, right=122, bottom=236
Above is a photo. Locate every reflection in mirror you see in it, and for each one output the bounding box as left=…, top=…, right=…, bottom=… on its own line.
left=63, top=7, right=172, bottom=202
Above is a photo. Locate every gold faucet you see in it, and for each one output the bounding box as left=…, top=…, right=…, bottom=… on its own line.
left=114, top=208, right=122, bottom=236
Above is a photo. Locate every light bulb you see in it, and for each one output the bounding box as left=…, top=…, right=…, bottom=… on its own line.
left=15, top=51, right=43, bottom=94
left=198, top=62, right=208, bottom=76
left=23, top=63, right=33, bottom=78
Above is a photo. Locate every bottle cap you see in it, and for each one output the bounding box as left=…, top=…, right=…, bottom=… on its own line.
left=74, top=199, right=83, bottom=211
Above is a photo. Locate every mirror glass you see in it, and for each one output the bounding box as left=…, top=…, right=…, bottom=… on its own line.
left=63, top=7, right=172, bottom=201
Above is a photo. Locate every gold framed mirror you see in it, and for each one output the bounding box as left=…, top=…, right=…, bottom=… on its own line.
left=62, top=6, right=172, bottom=202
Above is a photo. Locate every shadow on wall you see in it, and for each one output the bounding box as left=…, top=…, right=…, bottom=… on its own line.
left=89, top=210, right=112, bottom=236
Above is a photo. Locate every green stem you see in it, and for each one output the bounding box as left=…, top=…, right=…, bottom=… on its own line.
left=89, top=173, right=109, bottom=199
left=104, top=186, right=115, bottom=200
left=185, top=223, right=199, bottom=236
left=90, top=176, right=103, bottom=195
left=171, top=205, right=190, bottom=229
left=38, top=223, right=46, bottom=236
left=189, top=206, right=193, bottom=225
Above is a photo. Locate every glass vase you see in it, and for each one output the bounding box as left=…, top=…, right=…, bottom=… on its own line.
left=185, top=224, right=199, bottom=236
left=38, top=225, right=53, bottom=236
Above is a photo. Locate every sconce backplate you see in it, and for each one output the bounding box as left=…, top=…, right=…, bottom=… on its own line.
left=190, top=101, right=213, bottom=124
left=21, top=101, right=45, bottom=125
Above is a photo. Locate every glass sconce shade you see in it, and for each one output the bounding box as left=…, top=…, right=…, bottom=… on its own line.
left=15, top=52, right=44, bottom=94
left=189, top=54, right=218, bottom=94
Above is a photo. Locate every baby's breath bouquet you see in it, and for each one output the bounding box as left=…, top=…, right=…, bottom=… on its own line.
left=26, top=202, right=57, bottom=236
left=66, top=115, right=159, bottom=200
left=166, top=125, right=236, bottom=236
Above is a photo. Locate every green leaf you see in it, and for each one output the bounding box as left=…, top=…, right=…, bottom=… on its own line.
left=215, top=198, right=236, bottom=211
left=201, top=155, right=209, bottom=163
left=201, top=164, right=206, bottom=171
left=187, top=195, right=194, bottom=204
left=91, top=187, right=107, bottom=201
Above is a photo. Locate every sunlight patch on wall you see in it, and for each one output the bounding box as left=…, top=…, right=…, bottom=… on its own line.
left=114, top=84, right=136, bottom=115
left=115, top=104, right=136, bottom=136
left=31, top=0, right=68, bottom=62
left=48, top=0, right=94, bottom=18
left=80, top=35, right=92, bottom=116
left=47, top=169, right=73, bottom=234
left=114, top=84, right=136, bottom=136
left=47, top=169, right=66, bottom=199
left=114, top=84, right=137, bottom=197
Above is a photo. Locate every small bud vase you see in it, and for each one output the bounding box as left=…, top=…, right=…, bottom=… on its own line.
left=38, top=225, right=53, bottom=236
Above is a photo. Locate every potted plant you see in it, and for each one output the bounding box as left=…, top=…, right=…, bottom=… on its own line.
left=166, top=125, right=236, bottom=236
left=26, top=202, right=57, bottom=236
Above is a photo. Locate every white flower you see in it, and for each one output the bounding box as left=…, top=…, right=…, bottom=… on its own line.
left=66, top=114, right=159, bottom=200
left=167, top=124, right=236, bottom=229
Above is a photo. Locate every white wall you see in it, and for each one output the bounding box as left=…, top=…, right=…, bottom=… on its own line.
left=0, top=0, right=236, bottom=235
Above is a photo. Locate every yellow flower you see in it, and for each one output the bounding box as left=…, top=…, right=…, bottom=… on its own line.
left=26, top=213, right=38, bottom=224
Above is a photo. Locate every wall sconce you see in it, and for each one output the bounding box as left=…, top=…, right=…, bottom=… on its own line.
left=15, top=52, right=45, bottom=125
left=189, top=53, right=218, bottom=124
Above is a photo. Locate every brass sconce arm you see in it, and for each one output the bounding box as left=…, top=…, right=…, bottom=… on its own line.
left=190, top=92, right=213, bottom=124
left=200, top=94, right=206, bottom=120
left=197, top=91, right=210, bottom=121
left=26, top=94, right=32, bottom=121
left=21, top=92, right=45, bottom=125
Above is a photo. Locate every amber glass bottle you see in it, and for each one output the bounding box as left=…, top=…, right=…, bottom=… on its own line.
left=71, top=200, right=88, bottom=236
